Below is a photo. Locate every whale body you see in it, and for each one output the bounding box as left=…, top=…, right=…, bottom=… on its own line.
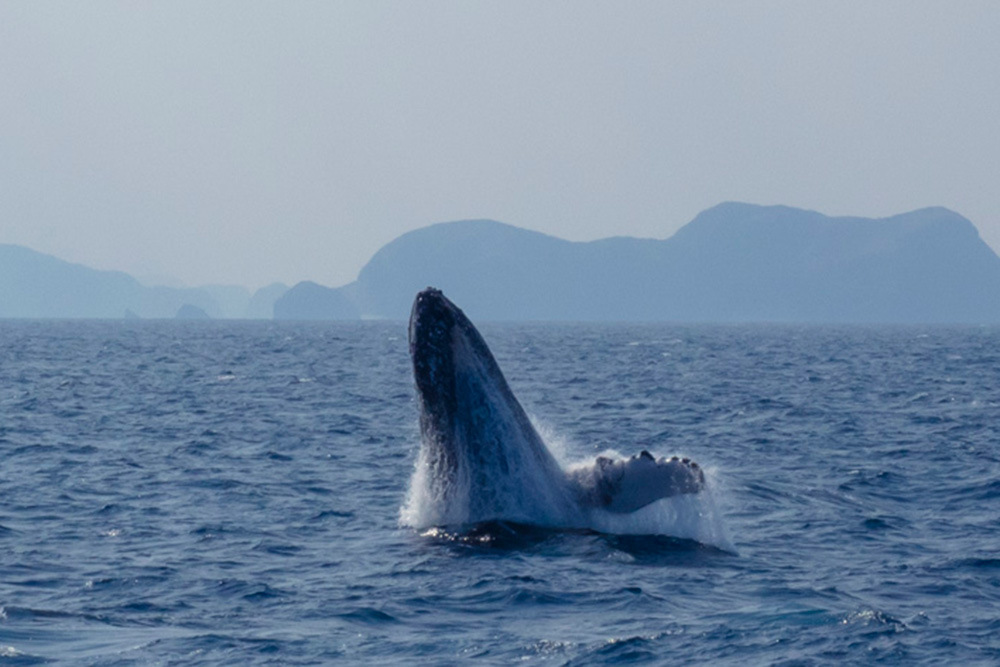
left=406, top=287, right=705, bottom=528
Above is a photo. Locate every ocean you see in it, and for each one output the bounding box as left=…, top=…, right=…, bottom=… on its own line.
left=1, top=320, right=998, bottom=665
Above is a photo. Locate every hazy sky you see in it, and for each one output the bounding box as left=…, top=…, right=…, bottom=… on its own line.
left=2, top=2, right=998, bottom=290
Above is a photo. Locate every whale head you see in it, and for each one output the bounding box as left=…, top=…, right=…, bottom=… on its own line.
left=410, top=288, right=493, bottom=433
left=409, top=288, right=518, bottom=455
left=408, top=288, right=575, bottom=525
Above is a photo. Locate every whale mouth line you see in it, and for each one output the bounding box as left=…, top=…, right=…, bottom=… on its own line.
left=404, top=287, right=710, bottom=533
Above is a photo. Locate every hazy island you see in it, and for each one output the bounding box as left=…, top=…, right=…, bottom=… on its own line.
left=4, top=202, right=1000, bottom=323
left=0, top=242, right=288, bottom=320
left=274, top=202, right=1000, bottom=324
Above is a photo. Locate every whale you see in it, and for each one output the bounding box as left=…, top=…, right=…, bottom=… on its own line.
left=407, top=287, right=705, bottom=528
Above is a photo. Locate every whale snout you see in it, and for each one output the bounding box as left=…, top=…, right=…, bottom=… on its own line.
left=409, top=288, right=459, bottom=406
left=410, top=288, right=451, bottom=338
left=409, top=287, right=486, bottom=370
left=409, top=288, right=463, bottom=349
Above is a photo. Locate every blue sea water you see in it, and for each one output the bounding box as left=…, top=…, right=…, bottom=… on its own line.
left=1, top=320, right=999, bottom=665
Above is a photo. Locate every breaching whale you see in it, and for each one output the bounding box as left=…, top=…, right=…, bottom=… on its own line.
left=407, top=287, right=706, bottom=528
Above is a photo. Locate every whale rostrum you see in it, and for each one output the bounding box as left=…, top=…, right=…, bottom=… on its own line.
left=408, top=287, right=705, bottom=526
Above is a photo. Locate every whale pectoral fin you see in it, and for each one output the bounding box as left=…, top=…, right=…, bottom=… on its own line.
left=584, top=453, right=707, bottom=513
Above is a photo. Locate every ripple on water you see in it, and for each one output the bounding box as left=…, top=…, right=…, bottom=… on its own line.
left=1, top=321, right=1000, bottom=664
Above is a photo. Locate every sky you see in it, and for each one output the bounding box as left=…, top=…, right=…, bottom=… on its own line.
left=1, top=2, right=998, bottom=290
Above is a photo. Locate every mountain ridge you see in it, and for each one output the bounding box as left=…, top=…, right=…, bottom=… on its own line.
left=274, top=202, right=1000, bottom=323
left=0, top=243, right=288, bottom=319
left=4, top=202, right=1000, bottom=322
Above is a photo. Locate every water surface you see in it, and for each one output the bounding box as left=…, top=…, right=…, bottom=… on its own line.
left=1, top=321, right=999, bottom=664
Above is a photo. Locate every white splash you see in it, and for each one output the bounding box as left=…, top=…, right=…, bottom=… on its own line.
left=400, top=434, right=733, bottom=551
left=398, top=426, right=582, bottom=530
left=583, top=466, right=733, bottom=550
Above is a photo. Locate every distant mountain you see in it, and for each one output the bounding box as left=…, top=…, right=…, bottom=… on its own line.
left=652, top=203, right=1000, bottom=323
left=192, top=283, right=290, bottom=319
left=272, top=203, right=1000, bottom=323
left=175, top=303, right=211, bottom=320
left=246, top=283, right=290, bottom=319
left=0, top=244, right=209, bottom=318
left=7, top=203, right=1000, bottom=322
left=273, top=281, right=359, bottom=320
left=0, top=244, right=287, bottom=319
